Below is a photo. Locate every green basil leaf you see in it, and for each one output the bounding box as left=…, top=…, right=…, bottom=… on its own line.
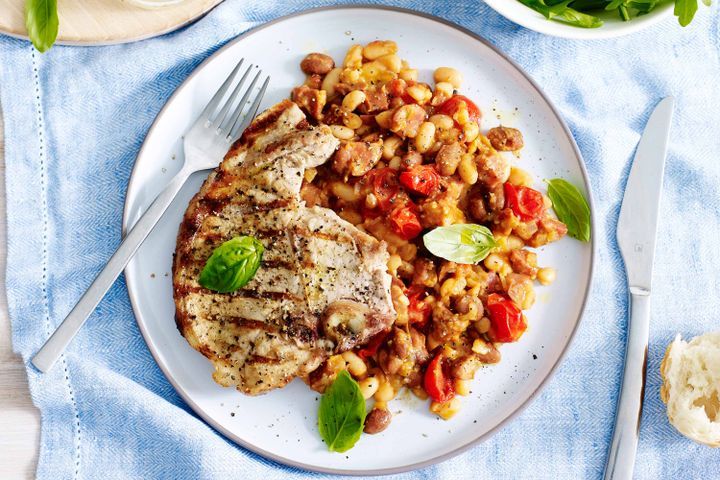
left=423, top=224, right=497, bottom=264
left=318, top=370, right=366, bottom=452
left=517, top=0, right=603, bottom=27
left=545, top=178, right=591, bottom=242
left=674, top=0, right=699, bottom=26
left=25, top=0, right=59, bottom=53
left=198, top=236, right=264, bottom=293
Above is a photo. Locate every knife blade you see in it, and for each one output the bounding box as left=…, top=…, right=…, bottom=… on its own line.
left=604, top=96, right=674, bottom=480
left=617, top=96, right=675, bottom=293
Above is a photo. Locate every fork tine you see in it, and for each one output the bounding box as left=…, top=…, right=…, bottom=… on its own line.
left=200, top=58, right=244, bottom=123
left=220, top=70, right=261, bottom=136
left=228, top=76, right=270, bottom=141
left=212, top=63, right=253, bottom=128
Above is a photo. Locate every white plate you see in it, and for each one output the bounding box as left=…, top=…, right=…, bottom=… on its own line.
left=484, top=0, right=673, bottom=39
left=123, top=6, right=595, bottom=475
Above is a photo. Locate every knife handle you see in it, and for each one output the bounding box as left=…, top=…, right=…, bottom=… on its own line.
left=603, top=288, right=650, bottom=480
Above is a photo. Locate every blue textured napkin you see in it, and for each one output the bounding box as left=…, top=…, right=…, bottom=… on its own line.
left=2, top=1, right=719, bottom=478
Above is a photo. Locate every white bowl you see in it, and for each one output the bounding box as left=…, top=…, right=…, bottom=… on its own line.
left=484, top=0, right=674, bottom=39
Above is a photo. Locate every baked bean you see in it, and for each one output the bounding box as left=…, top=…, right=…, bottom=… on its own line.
left=375, top=109, right=395, bottom=129
left=377, top=54, right=402, bottom=73
left=458, top=153, right=478, bottom=184
left=344, top=45, right=363, bottom=68
left=508, top=166, right=533, bottom=187
left=537, top=267, right=557, bottom=285
left=342, top=351, right=368, bottom=378
left=300, top=53, right=335, bottom=75
left=363, top=40, right=398, bottom=60
left=399, top=68, right=418, bottom=82
left=359, top=377, right=380, bottom=400
left=342, top=90, right=367, bottom=112
left=414, top=122, right=436, bottom=153
left=406, top=84, right=432, bottom=105
left=331, top=124, right=355, bottom=140
left=321, top=67, right=342, bottom=97
left=382, top=135, right=403, bottom=160
left=434, top=67, right=463, bottom=88
left=364, top=407, right=392, bottom=434
left=343, top=112, right=363, bottom=129
left=374, top=380, right=395, bottom=402
left=430, top=397, right=461, bottom=420
left=391, top=104, right=426, bottom=138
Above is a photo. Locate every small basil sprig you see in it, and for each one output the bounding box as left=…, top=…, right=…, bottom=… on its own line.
left=318, top=370, right=366, bottom=452
left=198, top=236, right=264, bottom=293
left=423, top=224, right=497, bottom=264
left=25, top=0, right=59, bottom=53
left=545, top=178, right=591, bottom=242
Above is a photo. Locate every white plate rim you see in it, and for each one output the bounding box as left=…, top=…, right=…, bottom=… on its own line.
left=122, top=5, right=597, bottom=475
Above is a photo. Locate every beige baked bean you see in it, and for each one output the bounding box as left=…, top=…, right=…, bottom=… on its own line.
left=375, top=109, right=395, bottom=129
left=537, top=267, right=557, bottom=286
left=343, top=45, right=363, bottom=68
left=543, top=194, right=553, bottom=210
left=387, top=254, right=402, bottom=276
left=414, top=122, right=436, bottom=153
left=321, top=67, right=342, bottom=96
left=430, top=397, right=461, bottom=420
left=363, top=40, right=398, bottom=60
left=365, top=192, right=378, bottom=209
left=455, top=379, right=472, bottom=396
left=300, top=53, right=335, bottom=75
left=331, top=124, right=355, bottom=140
left=474, top=317, right=491, bottom=334
left=303, top=167, right=317, bottom=183
left=463, top=121, right=480, bottom=143
left=377, top=54, right=402, bottom=73
left=434, top=67, right=463, bottom=89
left=507, top=235, right=525, bottom=250
left=342, top=351, right=368, bottom=378
left=406, top=84, right=432, bottom=105
left=374, top=380, right=395, bottom=402
left=359, top=377, right=380, bottom=400
left=382, top=136, right=403, bottom=160
left=330, top=181, right=360, bottom=202
left=342, top=90, right=367, bottom=112
left=343, top=112, right=363, bottom=130
left=388, top=156, right=402, bottom=170
left=484, top=253, right=505, bottom=272
left=458, top=153, right=478, bottom=185
left=399, top=68, right=418, bottom=82
left=429, top=113, right=454, bottom=131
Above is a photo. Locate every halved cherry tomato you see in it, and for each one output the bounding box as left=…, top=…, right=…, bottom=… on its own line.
left=424, top=353, right=455, bottom=403
left=504, top=183, right=545, bottom=222
left=357, top=329, right=391, bottom=361
left=389, top=203, right=422, bottom=240
left=399, top=165, right=441, bottom=196
left=364, top=167, right=400, bottom=212
left=486, top=293, right=527, bottom=343
left=406, top=285, right=432, bottom=327
left=437, top=95, right=481, bottom=124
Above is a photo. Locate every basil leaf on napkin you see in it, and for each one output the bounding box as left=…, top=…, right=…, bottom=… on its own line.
left=546, top=178, right=591, bottom=242
left=198, top=236, right=264, bottom=293
left=25, top=0, right=59, bottom=53
left=423, top=224, right=497, bottom=264
left=318, top=370, right=366, bottom=453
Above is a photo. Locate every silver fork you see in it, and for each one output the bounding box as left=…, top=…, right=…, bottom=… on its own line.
left=32, top=59, right=270, bottom=373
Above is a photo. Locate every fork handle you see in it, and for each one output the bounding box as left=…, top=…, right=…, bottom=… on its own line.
left=603, top=288, right=650, bottom=480
left=31, top=167, right=191, bottom=373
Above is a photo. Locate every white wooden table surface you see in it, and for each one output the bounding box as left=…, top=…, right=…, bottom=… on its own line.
left=0, top=105, right=41, bottom=479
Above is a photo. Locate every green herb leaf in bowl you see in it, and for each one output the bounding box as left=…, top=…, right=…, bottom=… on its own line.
left=423, top=224, right=497, bottom=264
left=318, top=370, right=366, bottom=453
left=518, top=0, right=604, bottom=28
left=25, top=0, right=59, bottom=53
left=545, top=178, right=591, bottom=242
left=198, top=236, right=264, bottom=293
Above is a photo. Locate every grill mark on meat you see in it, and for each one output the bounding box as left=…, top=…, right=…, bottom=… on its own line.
left=235, top=288, right=302, bottom=302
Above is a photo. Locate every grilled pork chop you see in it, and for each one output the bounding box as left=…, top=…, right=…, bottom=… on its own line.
left=173, top=100, right=396, bottom=395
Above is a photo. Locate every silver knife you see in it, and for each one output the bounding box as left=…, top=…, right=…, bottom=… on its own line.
left=603, top=96, right=674, bottom=480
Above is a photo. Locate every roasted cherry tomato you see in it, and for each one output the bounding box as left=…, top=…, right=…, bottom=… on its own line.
left=358, top=329, right=391, bottom=361
left=364, top=167, right=400, bottom=213
left=399, top=165, right=441, bottom=196
left=424, top=353, right=455, bottom=403
left=389, top=203, right=422, bottom=240
left=504, top=183, right=545, bottom=222
left=486, top=293, right=527, bottom=343
left=437, top=95, right=481, bottom=124
left=406, top=285, right=432, bottom=327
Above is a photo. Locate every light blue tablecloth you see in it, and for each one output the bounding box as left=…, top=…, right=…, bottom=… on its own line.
left=2, top=1, right=719, bottom=478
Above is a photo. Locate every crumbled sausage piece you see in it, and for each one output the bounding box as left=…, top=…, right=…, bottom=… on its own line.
left=358, top=88, right=389, bottom=114
left=333, top=82, right=354, bottom=97
left=364, top=407, right=392, bottom=434
left=476, top=152, right=510, bottom=188
left=332, top=140, right=383, bottom=177
left=468, top=195, right=488, bottom=222
left=435, top=142, right=465, bottom=176
left=305, top=73, right=322, bottom=90
left=430, top=302, right=469, bottom=344
left=508, top=249, right=538, bottom=278
left=505, top=273, right=535, bottom=310
left=391, top=104, right=426, bottom=138
left=454, top=295, right=483, bottom=321
left=291, top=86, right=326, bottom=120
left=412, top=258, right=437, bottom=288
left=527, top=217, right=568, bottom=247
left=300, top=53, right=335, bottom=75
left=402, top=150, right=423, bottom=168
left=487, top=126, right=524, bottom=151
